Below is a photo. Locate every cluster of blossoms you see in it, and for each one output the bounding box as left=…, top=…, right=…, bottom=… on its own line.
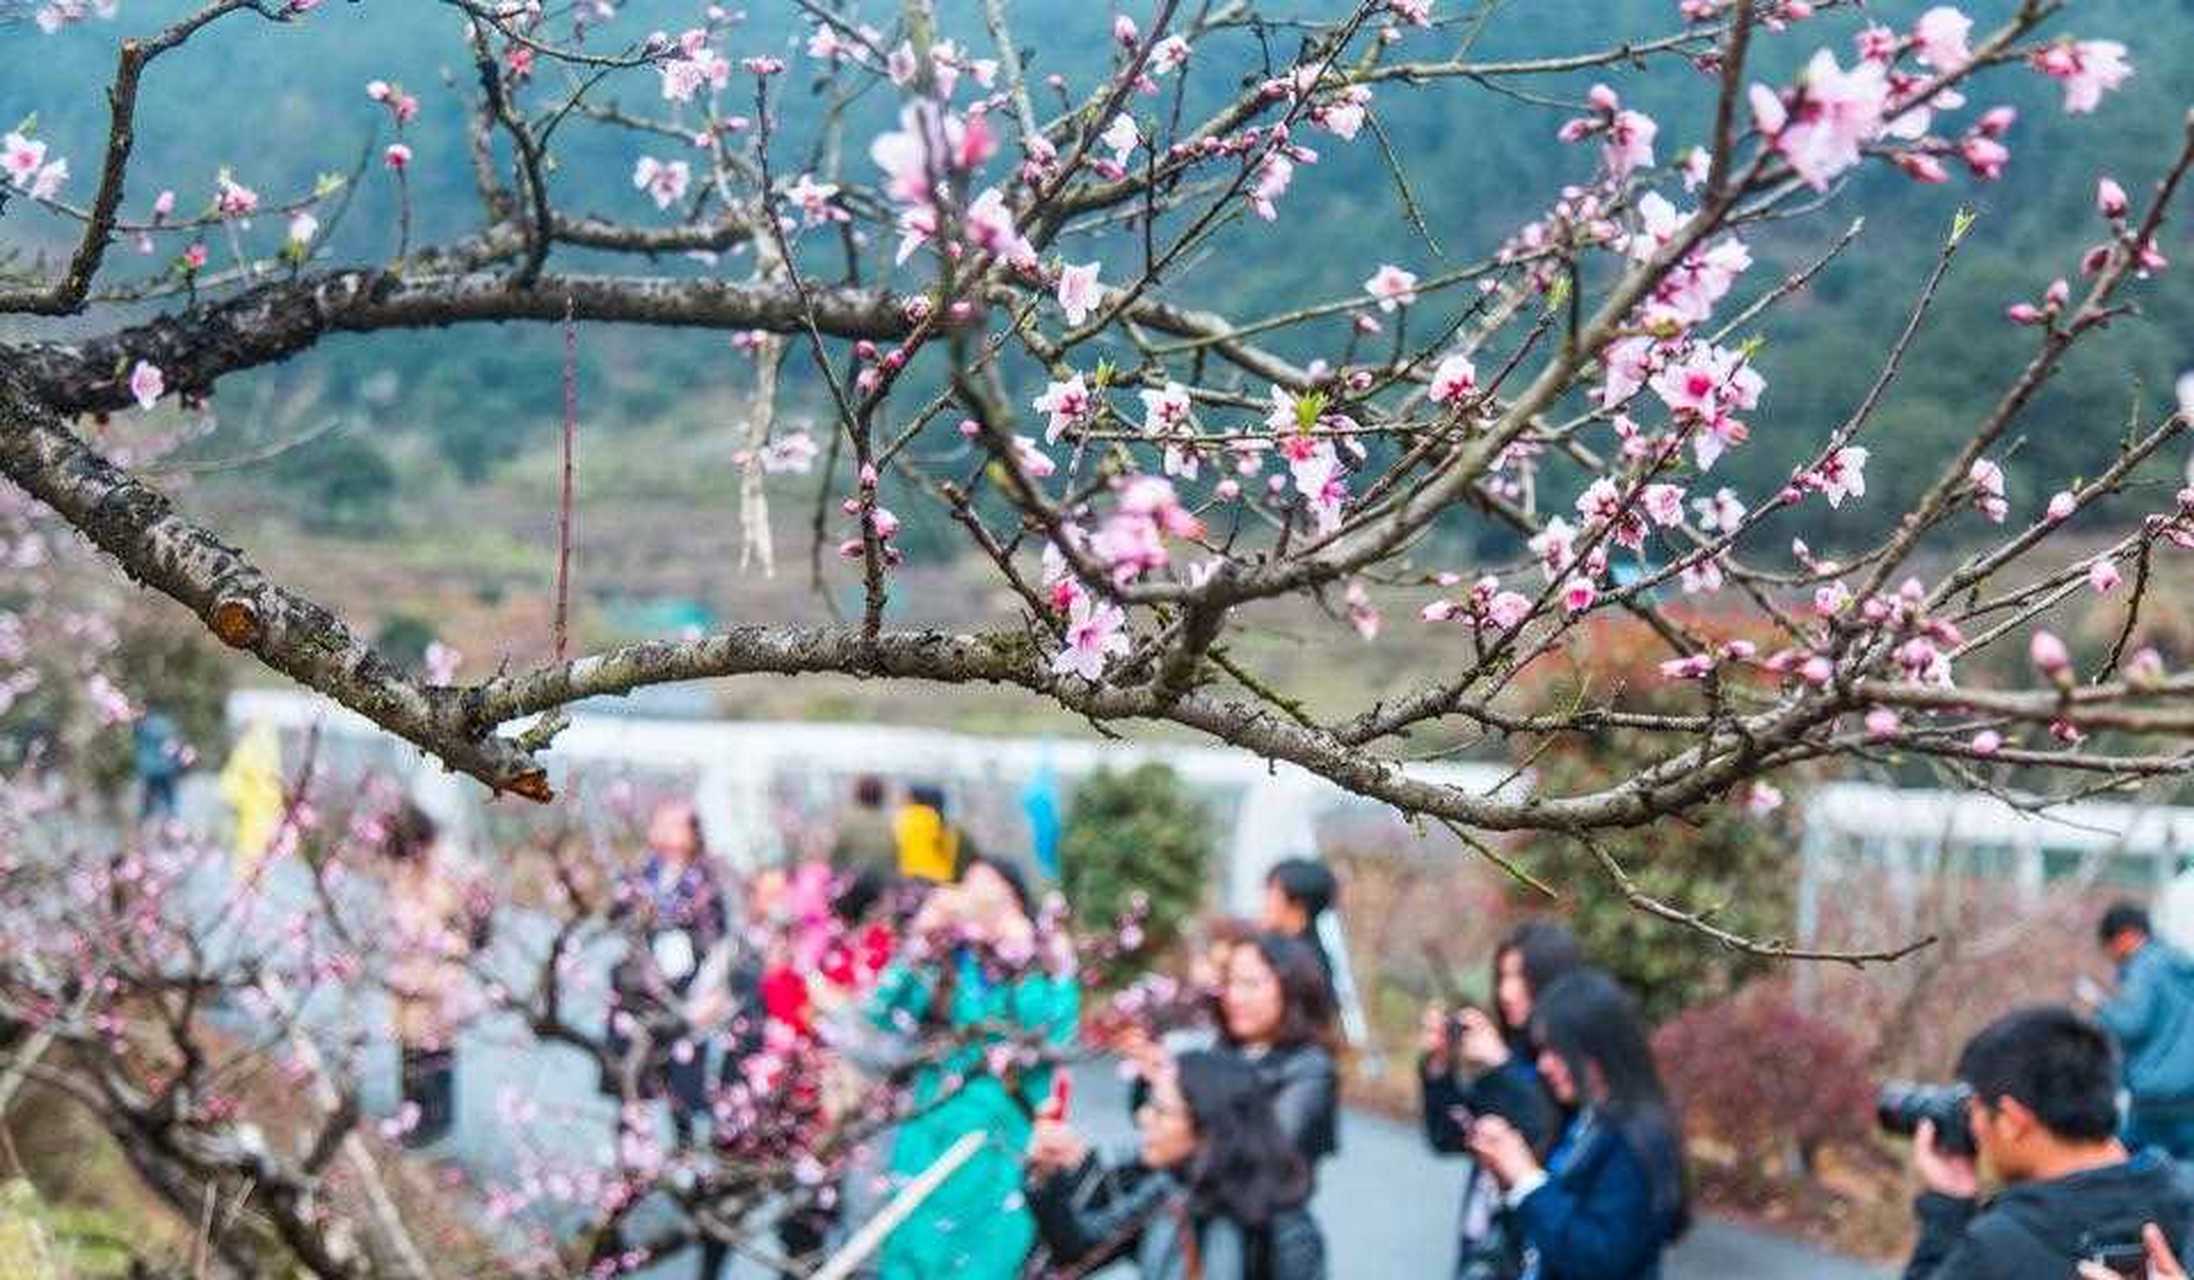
left=366, top=78, right=419, bottom=172
left=869, top=101, right=1028, bottom=269
left=1410, top=10, right=2067, bottom=642
left=1028, top=370, right=1365, bottom=561
left=1436, top=4, right=2137, bottom=644
left=835, top=464, right=902, bottom=566
left=1557, top=83, right=1657, bottom=180
left=213, top=167, right=260, bottom=220
left=1040, top=475, right=1212, bottom=681
left=1420, top=574, right=1534, bottom=632
left=1744, top=10, right=2128, bottom=194
left=656, top=27, right=732, bottom=103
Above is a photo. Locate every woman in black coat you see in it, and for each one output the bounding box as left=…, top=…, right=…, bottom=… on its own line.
left=1027, top=1050, right=1326, bottom=1280
left=1420, top=920, right=1584, bottom=1278
left=1217, top=932, right=1341, bottom=1176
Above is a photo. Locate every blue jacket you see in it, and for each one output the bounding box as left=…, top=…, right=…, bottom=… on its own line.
left=1512, top=1109, right=1681, bottom=1280
left=133, top=712, right=180, bottom=781
left=2099, top=939, right=2194, bottom=1105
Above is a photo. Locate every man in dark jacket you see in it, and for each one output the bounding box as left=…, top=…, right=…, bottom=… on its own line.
left=2091, top=901, right=2194, bottom=1158
left=828, top=773, right=898, bottom=876
left=1905, top=1005, right=2194, bottom=1279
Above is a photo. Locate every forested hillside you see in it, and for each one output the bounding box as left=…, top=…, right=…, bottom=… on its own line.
left=5, top=0, right=2192, bottom=558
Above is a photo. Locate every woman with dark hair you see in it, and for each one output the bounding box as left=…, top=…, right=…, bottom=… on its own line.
left=1027, top=1050, right=1326, bottom=1280
left=1492, top=921, right=1587, bottom=1047
left=1466, top=970, right=1689, bottom=1280
left=1219, top=932, right=1341, bottom=1176
left=1420, top=920, right=1585, bottom=1277
left=1263, top=858, right=1374, bottom=1050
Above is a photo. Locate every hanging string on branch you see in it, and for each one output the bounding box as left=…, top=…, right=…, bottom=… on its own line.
left=555, top=295, right=578, bottom=664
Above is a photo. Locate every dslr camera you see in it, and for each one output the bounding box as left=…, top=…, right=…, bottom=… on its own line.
left=1876, top=1081, right=1976, bottom=1156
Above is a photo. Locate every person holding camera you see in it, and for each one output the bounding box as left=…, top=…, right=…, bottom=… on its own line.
left=1465, top=970, right=1688, bottom=1280
left=1903, top=1005, right=2194, bottom=1279
left=2086, top=902, right=2194, bottom=1160
left=1419, top=921, right=1584, bottom=1278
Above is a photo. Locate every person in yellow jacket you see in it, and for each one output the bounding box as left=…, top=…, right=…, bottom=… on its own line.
left=894, top=783, right=960, bottom=883
left=217, top=718, right=284, bottom=879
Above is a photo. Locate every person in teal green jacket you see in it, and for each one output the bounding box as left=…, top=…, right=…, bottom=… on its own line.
left=869, top=855, right=1080, bottom=1279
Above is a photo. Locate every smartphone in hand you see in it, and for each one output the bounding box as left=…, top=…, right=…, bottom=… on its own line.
left=1041, top=1071, right=1073, bottom=1122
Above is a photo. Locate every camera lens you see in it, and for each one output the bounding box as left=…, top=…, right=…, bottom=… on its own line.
left=1875, top=1081, right=1976, bottom=1156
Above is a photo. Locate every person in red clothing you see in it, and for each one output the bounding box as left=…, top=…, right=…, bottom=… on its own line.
left=760, top=941, right=814, bottom=1036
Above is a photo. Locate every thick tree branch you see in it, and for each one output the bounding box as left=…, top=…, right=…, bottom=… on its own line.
left=9, top=267, right=912, bottom=416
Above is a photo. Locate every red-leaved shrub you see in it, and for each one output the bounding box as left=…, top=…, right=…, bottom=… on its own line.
left=1654, top=983, right=1873, bottom=1197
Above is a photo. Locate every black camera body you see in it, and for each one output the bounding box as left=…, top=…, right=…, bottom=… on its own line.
left=1442, top=1005, right=1488, bottom=1065
left=1876, top=1080, right=1977, bottom=1156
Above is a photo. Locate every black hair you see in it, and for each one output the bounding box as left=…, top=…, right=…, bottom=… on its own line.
left=1492, top=919, right=1585, bottom=1041
left=1223, top=932, right=1338, bottom=1053
left=1532, top=970, right=1689, bottom=1237
left=909, top=783, right=947, bottom=813
left=2098, top=900, right=2152, bottom=945
left=958, top=852, right=1032, bottom=918
left=1956, top=1005, right=2121, bottom=1143
left=832, top=865, right=890, bottom=924
left=1266, top=858, right=1337, bottom=922
left=1174, top=1049, right=1312, bottom=1227
left=382, top=802, right=438, bottom=863
left=853, top=774, right=887, bottom=809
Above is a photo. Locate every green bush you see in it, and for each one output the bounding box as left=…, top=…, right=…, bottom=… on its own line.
left=272, top=431, right=398, bottom=533
left=1060, top=763, right=1212, bottom=987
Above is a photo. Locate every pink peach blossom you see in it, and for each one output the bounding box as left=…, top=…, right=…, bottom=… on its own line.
left=1362, top=263, right=1419, bottom=312
left=128, top=361, right=164, bottom=411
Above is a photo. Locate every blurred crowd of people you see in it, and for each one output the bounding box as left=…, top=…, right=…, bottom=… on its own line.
left=355, top=764, right=1705, bottom=1280
left=356, top=765, right=2194, bottom=1280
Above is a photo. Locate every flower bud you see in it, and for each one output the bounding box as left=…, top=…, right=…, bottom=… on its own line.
left=2097, top=177, right=2129, bottom=219
left=2029, top=629, right=2073, bottom=685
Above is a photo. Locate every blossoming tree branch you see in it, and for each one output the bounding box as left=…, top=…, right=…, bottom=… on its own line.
left=4, top=0, right=2190, bottom=953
